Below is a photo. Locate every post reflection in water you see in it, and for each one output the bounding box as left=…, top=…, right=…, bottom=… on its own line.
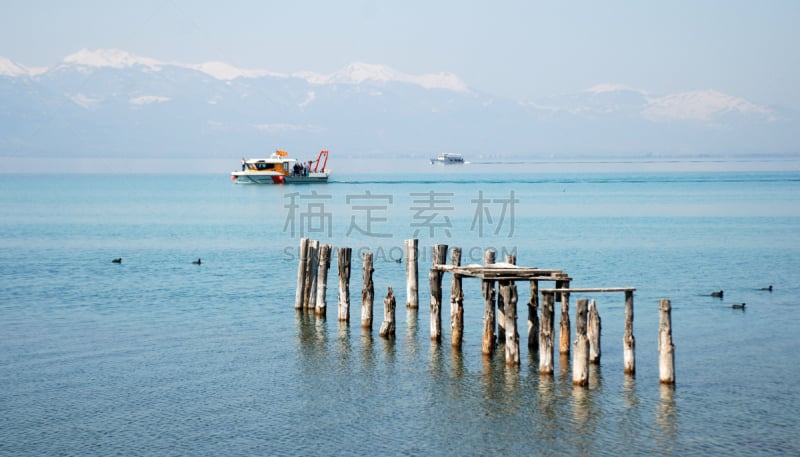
left=336, top=321, right=352, bottom=367
left=501, top=364, right=521, bottom=416
left=429, top=339, right=444, bottom=380
left=451, top=347, right=465, bottom=380
left=535, top=374, right=558, bottom=449
left=314, top=313, right=327, bottom=346
left=380, top=336, right=396, bottom=365
left=656, top=384, right=678, bottom=454
left=623, top=375, right=639, bottom=410
left=588, top=364, right=602, bottom=390
left=480, top=354, right=495, bottom=396
left=558, top=353, right=571, bottom=385
left=361, top=327, right=374, bottom=370
left=619, top=375, right=642, bottom=451
left=571, top=384, right=601, bottom=456
left=296, top=309, right=321, bottom=351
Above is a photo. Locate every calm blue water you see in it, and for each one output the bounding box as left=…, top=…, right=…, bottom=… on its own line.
left=1, top=167, right=799, bottom=456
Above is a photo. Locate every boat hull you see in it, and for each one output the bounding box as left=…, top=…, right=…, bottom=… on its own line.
left=430, top=153, right=464, bottom=164
left=231, top=171, right=330, bottom=184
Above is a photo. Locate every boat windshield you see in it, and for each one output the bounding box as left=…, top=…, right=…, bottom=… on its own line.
left=251, top=162, right=277, bottom=171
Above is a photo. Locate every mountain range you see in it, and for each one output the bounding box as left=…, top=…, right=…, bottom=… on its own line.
left=1, top=49, right=796, bottom=162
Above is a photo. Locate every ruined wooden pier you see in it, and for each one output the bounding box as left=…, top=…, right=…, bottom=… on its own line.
left=294, top=237, right=672, bottom=384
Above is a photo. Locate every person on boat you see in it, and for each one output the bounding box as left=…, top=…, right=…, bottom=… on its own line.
left=241, top=158, right=246, bottom=171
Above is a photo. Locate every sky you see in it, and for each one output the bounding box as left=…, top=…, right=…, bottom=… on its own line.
left=1, top=0, right=799, bottom=108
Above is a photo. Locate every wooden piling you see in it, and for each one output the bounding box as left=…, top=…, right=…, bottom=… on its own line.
left=539, top=291, right=555, bottom=374
left=527, top=280, right=539, bottom=352
left=337, top=247, right=352, bottom=322
left=315, top=244, right=331, bottom=316
left=573, top=298, right=589, bottom=386
left=496, top=254, right=516, bottom=345
left=429, top=244, right=448, bottom=342
left=588, top=299, right=601, bottom=364
left=623, top=290, right=636, bottom=375
left=504, top=274, right=520, bottom=366
left=449, top=247, right=464, bottom=349
left=405, top=239, right=419, bottom=309
left=295, top=238, right=309, bottom=310
left=481, top=249, right=496, bottom=355
left=379, top=286, right=396, bottom=338
left=497, top=281, right=506, bottom=343
left=304, top=240, right=319, bottom=309
left=558, top=277, right=571, bottom=355
left=361, top=251, right=374, bottom=329
left=658, top=298, right=675, bottom=384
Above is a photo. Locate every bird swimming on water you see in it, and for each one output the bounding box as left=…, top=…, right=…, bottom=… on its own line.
left=759, top=285, right=773, bottom=291
left=112, top=258, right=122, bottom=264
left=710, top=290, right=723, bottom=298
left=193, top=258, right=202, bottom=265
left=731, top=303, right=746, bottom=309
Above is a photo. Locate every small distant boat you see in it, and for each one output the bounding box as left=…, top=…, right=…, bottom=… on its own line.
left=430, top=153, right=465, bottom=165
left=232, top=149, right=330, bottom=184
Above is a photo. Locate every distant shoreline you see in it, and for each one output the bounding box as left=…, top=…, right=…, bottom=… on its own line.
left=2, top=155, right=799, bottom=174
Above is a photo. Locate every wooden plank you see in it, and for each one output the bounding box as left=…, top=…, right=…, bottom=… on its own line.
left=541, top=287, right=636, bottom=293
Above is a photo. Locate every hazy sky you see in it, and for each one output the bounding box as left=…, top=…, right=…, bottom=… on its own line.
left=2, top=0, right=799, bottom=108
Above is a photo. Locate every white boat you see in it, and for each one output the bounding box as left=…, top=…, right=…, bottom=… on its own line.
left=231, top=149, right=330, bottom=184
left=430, top=152, right=465, bottom=164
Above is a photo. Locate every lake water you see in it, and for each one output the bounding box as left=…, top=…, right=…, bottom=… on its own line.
left=1, top=163, right=799, bottom=455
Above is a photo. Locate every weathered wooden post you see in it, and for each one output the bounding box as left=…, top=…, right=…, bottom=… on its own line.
left=588, top=299, right=601, bottom=364
left=379, top=286, right=396, bottom=338
left=337, top=247, right=352, bottom=322
left=504, top=275, right=520, bottom=366
left=658, top=298, right=675, bottom=384
left=295, top=237, right=309, bottom=309
left=527, top=280, right=539, bottom=351
left=497, top=287, right=506, bottom=343
left=361, top=251, right=374, bottom=329
left=429, top=244, right=448, bottom=342
left=558, top=276, right=571, bottom=355
left=573, top=298, right=589, bottom=386
left=405, top=239, right=419, bottom=309
left=481, top=249, right=496, bottom=355
left=449, top=247, right=464, bottom=349
left=496, top=254, right=516, bottom=345
left=304, top=240, right=319, bottom=309
left=315, top=244, right=331, bottom=316
left=539, top=291, right=555, bottom=374
left=623, top=290, right=636, bottom=375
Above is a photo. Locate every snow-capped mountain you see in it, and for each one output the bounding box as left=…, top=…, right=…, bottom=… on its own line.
left=0, top=49, right=795, bottom=160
